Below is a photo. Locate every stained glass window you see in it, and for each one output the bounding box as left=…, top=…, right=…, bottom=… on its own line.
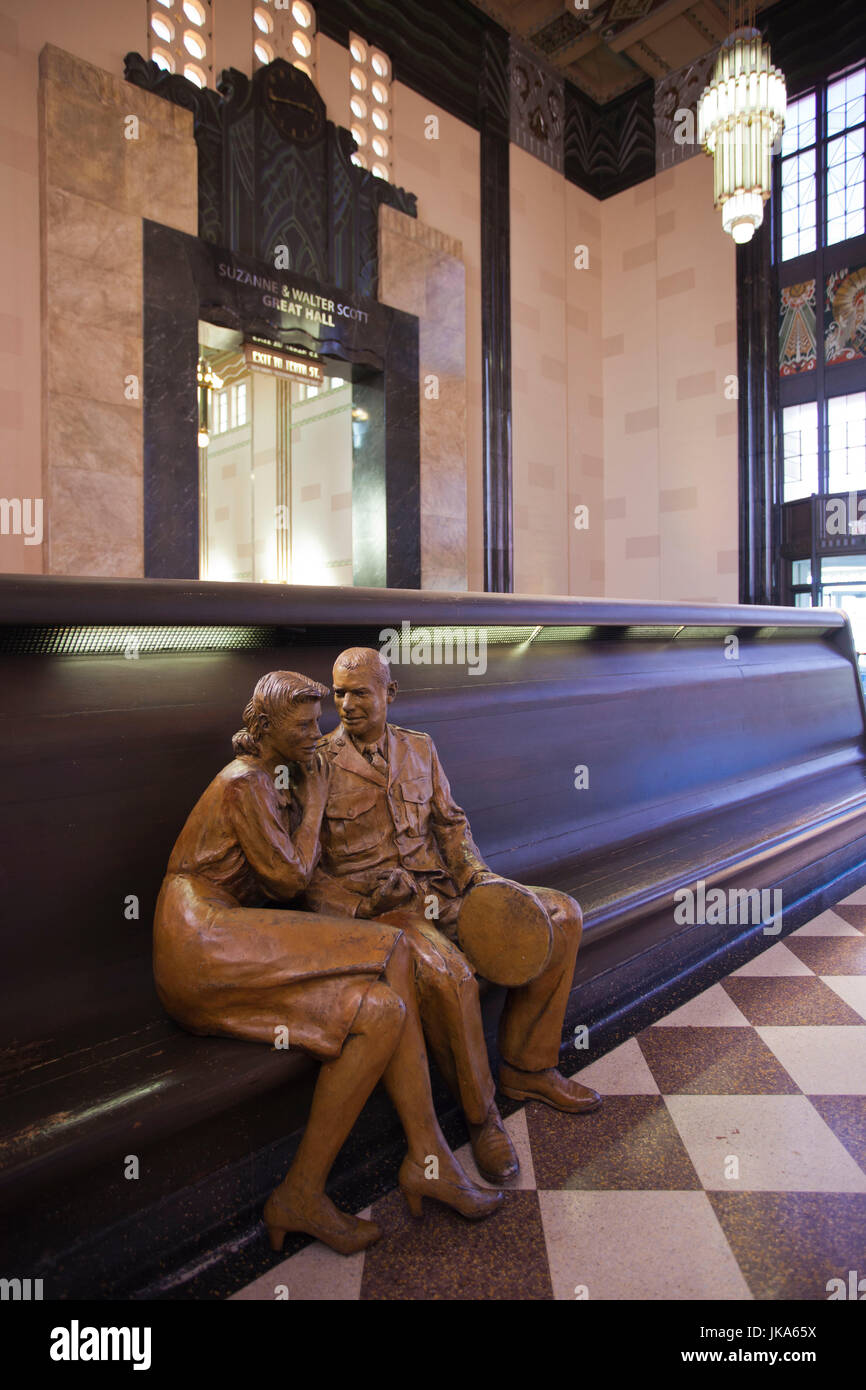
left=779, top=280, right=817, bottom=375
left=825, top=264, right=866, bottom=364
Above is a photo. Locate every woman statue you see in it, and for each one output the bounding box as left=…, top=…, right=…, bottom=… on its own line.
left=153, top=670, right=501, bottom=1256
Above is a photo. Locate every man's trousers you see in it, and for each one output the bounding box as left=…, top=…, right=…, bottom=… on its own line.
left=379, top=886, right=582, bottom=1125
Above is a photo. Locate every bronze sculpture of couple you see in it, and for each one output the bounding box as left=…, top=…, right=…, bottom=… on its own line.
left=153, top=647, right=601, bottom=1256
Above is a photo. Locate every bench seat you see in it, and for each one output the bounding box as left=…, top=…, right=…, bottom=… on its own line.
left=2, top=575, right=866, bottom=1295
left=5, top=741, right=866, bottom=1215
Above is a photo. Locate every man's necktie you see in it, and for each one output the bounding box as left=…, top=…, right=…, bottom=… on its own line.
left=362, top=744, right=388, bottom=776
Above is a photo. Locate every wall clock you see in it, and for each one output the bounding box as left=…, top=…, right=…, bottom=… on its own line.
left=264, top=61, right=324, bottom=144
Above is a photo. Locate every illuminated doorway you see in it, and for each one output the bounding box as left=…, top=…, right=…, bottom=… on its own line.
left=197, top=325, right=353, bottom=584
left=790, top=554, right=866, bottom=663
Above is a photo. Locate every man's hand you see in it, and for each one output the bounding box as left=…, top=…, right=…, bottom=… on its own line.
left=465, top=868, right=502, bottom=891
left=361, top=867, right=416, bottom=918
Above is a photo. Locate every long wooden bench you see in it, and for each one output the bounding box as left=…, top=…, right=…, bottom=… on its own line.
left=2, top=575, right=866, bottom=1296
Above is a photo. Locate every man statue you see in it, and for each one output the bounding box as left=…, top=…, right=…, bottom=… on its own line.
left=304, top=647, right=601, bottom=1185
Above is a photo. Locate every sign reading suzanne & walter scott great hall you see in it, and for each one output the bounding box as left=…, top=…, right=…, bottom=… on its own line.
left=221, top=264, right=371, bottom=328
left=191, top=244, right=389, bottom=372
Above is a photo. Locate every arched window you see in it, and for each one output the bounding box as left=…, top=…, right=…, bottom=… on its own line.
left=253, top=0, right=317, bottom=86
left=148, top=0, right=213, bottom=87
left=348, top=33, right=392, bottom=180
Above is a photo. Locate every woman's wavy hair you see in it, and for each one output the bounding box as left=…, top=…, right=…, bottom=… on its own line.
left=232, top=670, right=329, bottom=757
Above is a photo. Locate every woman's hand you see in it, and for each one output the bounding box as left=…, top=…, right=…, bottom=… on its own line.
left=294, top=750, right=331, bottom=813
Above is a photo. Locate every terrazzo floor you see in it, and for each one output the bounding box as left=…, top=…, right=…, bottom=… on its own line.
left=230, top=889, right=866, bottom=1301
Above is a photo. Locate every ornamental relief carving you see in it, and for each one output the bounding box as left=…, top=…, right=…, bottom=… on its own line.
left=509, top=41, right=564, bottom=174
left=654, top=48, right=719, bottom=172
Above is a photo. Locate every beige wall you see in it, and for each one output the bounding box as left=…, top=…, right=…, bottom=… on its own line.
left=510, top=142, right=737, bottom=604
left=290, top=381, right=353, bottom=586
left=205, top=401, right=254, bottom=582
left=510, top=147, right=568, bottom=595
left=316, top=31, right=349, bottom=131
left=602, top=155, right=738, bottom=603
left=510, top=146, right=605, bottom=597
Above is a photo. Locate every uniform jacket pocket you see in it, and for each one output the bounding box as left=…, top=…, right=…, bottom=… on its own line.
left=325, top=787, right=381, bottom=856
left=399, top=776, right=432, bottom=837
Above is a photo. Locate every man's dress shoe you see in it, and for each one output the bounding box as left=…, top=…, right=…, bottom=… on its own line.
left=499, top=1063, right=602, bottom=1114
left=467, top=1104, right=520, bottom=1183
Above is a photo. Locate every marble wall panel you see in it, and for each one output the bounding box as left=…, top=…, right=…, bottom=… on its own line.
left=379, top=203, right=468, bottom=591
left=39, top=44, right=197, bottom=577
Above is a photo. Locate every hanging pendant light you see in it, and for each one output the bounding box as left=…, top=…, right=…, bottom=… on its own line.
left=697, top=1, right=787, bottom=245
left=196, top=358, right=223, bottom=448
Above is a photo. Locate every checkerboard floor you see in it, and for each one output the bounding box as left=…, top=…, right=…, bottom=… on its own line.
left=231, top=891, right=866, bottom=1301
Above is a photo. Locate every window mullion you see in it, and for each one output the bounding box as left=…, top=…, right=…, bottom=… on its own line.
left=817, top=82, right=828, bottom=498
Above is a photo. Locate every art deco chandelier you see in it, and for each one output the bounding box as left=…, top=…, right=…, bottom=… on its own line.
left=697, top=0, right=787, bottom=244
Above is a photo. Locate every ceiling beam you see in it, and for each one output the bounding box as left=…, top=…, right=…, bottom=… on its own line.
left=513, top=0, right=567, bottom=29
left=625, top=39, right=671, bottom=76
left=703, top=0, right=734, bottom=30
left=548, top=30, right=603, bottom=65
left=690, top=0, right=731, bottom=41
left=607, top=0, right=704, bottom=53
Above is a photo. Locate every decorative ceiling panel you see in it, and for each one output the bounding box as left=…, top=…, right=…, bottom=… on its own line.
left=464, top=0, right=729, bottom=103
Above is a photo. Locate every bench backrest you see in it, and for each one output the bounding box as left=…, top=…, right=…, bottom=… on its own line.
left=2, top=578, right=862, bottom=1045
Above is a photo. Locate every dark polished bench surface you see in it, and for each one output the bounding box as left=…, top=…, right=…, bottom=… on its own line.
left=2, top=576, right=866, bottom=1285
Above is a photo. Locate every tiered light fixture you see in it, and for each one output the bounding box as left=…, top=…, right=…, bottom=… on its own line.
left=196, top=357, right=223, bottom=449
left=697, top=0, right=787, bottom=244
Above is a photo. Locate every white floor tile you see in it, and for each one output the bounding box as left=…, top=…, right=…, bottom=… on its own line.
left=820, top=976, right=866, bottom=1022
left=664, top=1094, right=866, bottom=1192
left=654, top=983, right=751, bottom=1026
left=229, top=1207, right=371, bottom=1299
left=791, top=910, right=862, bottom=937
left=756, top=1025, right=866, bottom=1095
left=574, top=1036, right=659, bottom=1094
left=731, top=942, right=813, bottom=975
left=539, top=1190, right=752, bottom=1300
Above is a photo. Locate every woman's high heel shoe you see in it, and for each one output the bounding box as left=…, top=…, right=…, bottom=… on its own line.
left=398, top=1156, right=503, bottom=1221
left=263, top=1184, right=381, bottom=1256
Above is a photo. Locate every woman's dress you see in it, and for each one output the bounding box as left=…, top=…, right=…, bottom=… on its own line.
left=153, top=755, right=400, bottom=1059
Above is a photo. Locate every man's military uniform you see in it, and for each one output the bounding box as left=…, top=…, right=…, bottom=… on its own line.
left=304, top=723, right=582, bottom=1126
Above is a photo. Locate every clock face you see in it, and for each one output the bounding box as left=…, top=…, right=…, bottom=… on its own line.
left=264, top=61, right=324, bottom=144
